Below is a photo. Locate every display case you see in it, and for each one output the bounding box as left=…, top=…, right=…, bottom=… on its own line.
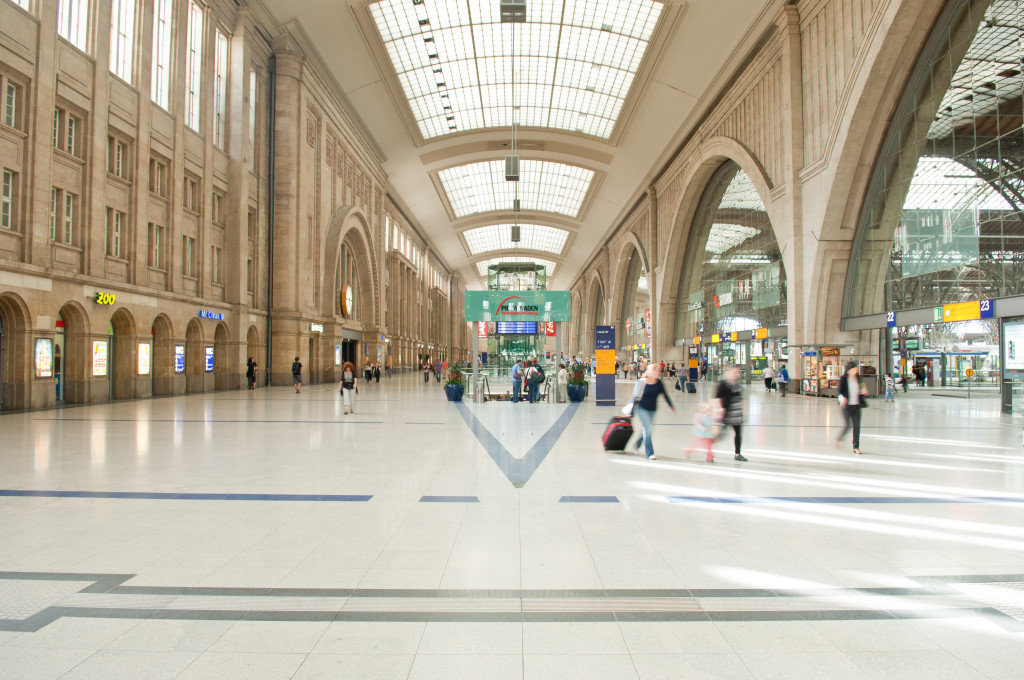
left=819, top=346, right=842, bottom=396
left=799, top=349, right=819, bottom=395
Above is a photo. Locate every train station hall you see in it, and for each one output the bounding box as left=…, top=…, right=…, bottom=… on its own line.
left=1, top=0, right=1024, bottom=677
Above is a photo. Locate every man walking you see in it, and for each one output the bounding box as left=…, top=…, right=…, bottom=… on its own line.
left=777, top=364, right=789, bottom=397
left=291, top=356, right=303, bottom=394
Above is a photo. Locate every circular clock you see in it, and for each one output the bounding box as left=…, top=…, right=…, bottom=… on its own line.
left=341, top=285, right=353, bottom=316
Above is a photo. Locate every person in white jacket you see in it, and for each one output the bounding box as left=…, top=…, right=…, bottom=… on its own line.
left=556, top=363, right=568, bottom=403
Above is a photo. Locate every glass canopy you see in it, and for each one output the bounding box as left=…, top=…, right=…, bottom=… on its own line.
left=439, top=160, right=594, bottom=217
left=369, top=0, right=663, bottom=139
left=476, top=256, right=556, bottom=277
left=462, top=223, right=569, bottom=255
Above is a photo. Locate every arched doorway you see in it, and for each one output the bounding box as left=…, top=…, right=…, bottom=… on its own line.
left=214, top=322, right=230, bottom=390
left=110, top=308, right=136, bottom=400
left=57, top=302, right=90, bottom=404
left=152, top=314, right=174, bottom=396
left=246, top=326, right=261, bottom=388
left=0, top=293, right=30, bottom=410
left=620, top=248, right=651, bottom=363
left=185, top=319, right=204, bottom=393
left=674, top=161, right=786, bottom=382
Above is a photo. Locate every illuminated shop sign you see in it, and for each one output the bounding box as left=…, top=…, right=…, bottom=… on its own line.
left=205, top=347, right=214, bottom=372
left=137, top=343, right=151, bottom=375
left=311, top=323, right=324, bottom=333
left=199, top=310, right=224, bottom=320
left=34, top=338, right=53, bottom=378
left=92, top=341, right=108, bottom=376
left=174, top=345, right=185, bottom=373
left=94, top=292, right=116, bottom=305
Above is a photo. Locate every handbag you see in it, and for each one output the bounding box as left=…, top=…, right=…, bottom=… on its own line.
left=621, top=379, right=643, bottom=417
left=674, top=379, right=681, bottom=391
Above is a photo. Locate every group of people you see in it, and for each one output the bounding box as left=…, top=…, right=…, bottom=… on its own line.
left=421, top=359, right=449, bottom=384
left=508, top=359, right=570, bottom=403
left=363, top=362, right=383, bottom=383
left=631, top=360, right=869, bottom=462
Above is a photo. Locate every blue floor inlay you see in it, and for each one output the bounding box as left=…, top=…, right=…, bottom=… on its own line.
left=559, top=496, right=619, bottom=503
left=419, top=495, right=480, bottom=503
left=667, top=495, right=1024, bottom=504
left=0, top=490, right=373, bottom=502
left=455, top=402, right=581, bottom=487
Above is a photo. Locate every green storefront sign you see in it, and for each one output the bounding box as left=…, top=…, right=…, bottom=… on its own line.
left=464, top=291, right=571, bottom=322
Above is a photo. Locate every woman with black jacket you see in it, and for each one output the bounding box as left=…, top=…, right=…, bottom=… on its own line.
left=837, top=361, right=868, bottom=454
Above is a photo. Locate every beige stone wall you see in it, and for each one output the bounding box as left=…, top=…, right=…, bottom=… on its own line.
left=0, top=0, right=465, bottom=409
left=571, top=0, right=946, bottom=379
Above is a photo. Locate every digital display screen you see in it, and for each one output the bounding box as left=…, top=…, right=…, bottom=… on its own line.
left=496, top=322, right=537, bottom=334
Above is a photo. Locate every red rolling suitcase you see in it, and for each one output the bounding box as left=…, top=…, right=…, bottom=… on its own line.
left=602, top=415, right=634, bottom=451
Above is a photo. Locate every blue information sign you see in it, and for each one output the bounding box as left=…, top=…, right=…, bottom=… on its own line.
left=980, top=298, right=994, bottom=318
left=496, top=321, right=537, bottom=334
left=886, top=311, right=896, bottom=327
left=205, top=346, right=214, bottom=373
left=174, top=345, right=185, bottom=374
left=595, top=326, right=615, bottom=351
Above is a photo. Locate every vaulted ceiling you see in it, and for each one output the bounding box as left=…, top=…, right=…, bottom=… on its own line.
left=258, top=0, right=778, bottom=289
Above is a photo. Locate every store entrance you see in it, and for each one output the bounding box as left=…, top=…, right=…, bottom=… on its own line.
left=308, top=336, right=320, bottom=385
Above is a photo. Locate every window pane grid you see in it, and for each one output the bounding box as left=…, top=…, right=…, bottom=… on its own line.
left=185, top=1, right=204, bottom=131
left=462, top=223, right=569, bottom=255
left=370, top=0, right=663, bottom=139
left=438, top=160, right=594, bottom=218
left=213, top=30, right=229, bottom=148
left=152, top=0, right=173, bottom=108
left=475, top=256, right=555, bottom=277
left=110, top=0, right=136, bottom=82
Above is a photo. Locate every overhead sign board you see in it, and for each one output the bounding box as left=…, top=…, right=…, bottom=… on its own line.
left=464, top=291, right=571, bottom=322
left=496, top=321, right=537, bottom=334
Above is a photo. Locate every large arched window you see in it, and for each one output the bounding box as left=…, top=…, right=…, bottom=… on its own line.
left=620, top=249, right=650, bottom=351
left=847, top=0, right=1024, bottom=317
left=674, top=161, right=786, bottom=339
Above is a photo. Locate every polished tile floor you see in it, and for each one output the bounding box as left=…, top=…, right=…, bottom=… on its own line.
left=1, top=373, right=1024, bottom=678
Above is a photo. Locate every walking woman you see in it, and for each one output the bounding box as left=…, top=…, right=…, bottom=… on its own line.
left=339, top=361, right=357, bottom=415
left=246, top=357, right=257, bottom=390
left=630, top=364, right=676, bottom=460
left=837, top=361, right=867, bottom=454
left=714, top=365, right=748, bottom=461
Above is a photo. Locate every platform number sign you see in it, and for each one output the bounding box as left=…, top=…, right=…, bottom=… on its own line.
left=886, top=311, right=895, bottom=327
left=980, top=299, right=994, bottom=318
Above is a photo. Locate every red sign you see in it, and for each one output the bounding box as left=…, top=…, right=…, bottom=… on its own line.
left=545, top=321, right=556, bottom=337
left=477, top=322, right=488, bottom=339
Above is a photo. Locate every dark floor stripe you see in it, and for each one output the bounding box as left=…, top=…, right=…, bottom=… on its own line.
left=419, top=495, right=480, bottom=503
left=667, top=495, right=1024, bottom=504
left=0, top=490, right=373, bottom=502
left=559, top=496, right=619, bottom=503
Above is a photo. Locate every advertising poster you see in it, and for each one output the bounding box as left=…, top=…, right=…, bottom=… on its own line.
left=477, top=322, right=488, bottom=339
left=138, top=343, right=151, bottom=375
left=34, top=338, right=53, bottom=378
left=1003, top=320, right=1024, bottom=378
left=174, top=345, right=185, bottom=374
left=335, top=345, right=342, bottom=366
left=92, top=341, right=108, bottom=377
left=205, top=346, right=214, bottom=372
left=545, top=321, right=556, bottom=337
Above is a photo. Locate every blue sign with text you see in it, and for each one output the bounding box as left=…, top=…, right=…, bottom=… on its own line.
left=595, top=326, right=615, bottom=351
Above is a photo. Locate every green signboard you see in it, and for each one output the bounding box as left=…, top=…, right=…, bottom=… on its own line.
left=464, top=291, right=571, bottom=322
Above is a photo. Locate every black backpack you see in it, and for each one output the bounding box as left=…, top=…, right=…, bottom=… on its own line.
left=291, top=361, right=301, bottom=375
left=530, top=365, right=545, bottom=384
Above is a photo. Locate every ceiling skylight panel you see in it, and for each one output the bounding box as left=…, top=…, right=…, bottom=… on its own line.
left=476, top=257, right=557, bottom=277
left=462, top=224, right=569, bottom=256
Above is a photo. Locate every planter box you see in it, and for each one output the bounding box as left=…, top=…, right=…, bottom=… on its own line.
left=444, top=384, right=465, bottom=402
left=566, top=384, right=587, bottom=402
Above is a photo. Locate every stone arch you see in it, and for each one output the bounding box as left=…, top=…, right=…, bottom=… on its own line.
left=246, top=326, right=261, bottom=371
left=0, top=291, right=31, bottom=410
left=151, top=313, right=174, bottom=396
left=214, top=321, right=231, bottom=390
left=658, top=137, right=781, bottom=350
left=806, top=0, right=954, bottom=342
left=109, top=307, right=137, bottom=400
left=185, top=318, right=204, bottom=393
left=57, top=300, right=91, bottom=404
left=321, top=206, right=379, bottom=324
left=610, top=236, right=651, bottom=340
left=583, top=272, right=607, bottom=357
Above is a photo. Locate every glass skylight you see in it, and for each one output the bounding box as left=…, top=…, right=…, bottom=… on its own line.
left=462, top=224, right=569, bottom=255
left=369, top=0, right=664, bottom=139
left=439, top=160, right=594, bottom=217
left=476, top=257, right=556, bottom=277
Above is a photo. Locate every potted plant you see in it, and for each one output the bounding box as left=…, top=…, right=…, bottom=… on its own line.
left=566, top=361, right=588, bottom=402
left=444, top=362, right=466, bottom=401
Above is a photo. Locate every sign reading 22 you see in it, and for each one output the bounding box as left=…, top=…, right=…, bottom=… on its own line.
left=95, top=292, right=116, bottom=305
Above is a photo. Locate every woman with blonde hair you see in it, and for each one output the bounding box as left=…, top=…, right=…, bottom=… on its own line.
left=339, top=361, right=357, bottom=415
